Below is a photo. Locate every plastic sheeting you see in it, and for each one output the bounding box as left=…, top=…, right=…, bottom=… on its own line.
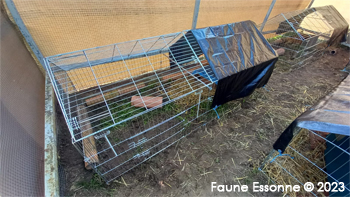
left=191, top=20, right=278, bottom=107
left=273, top=74, right=350, bottom=153
left=192, top=20, right=277, bottom=80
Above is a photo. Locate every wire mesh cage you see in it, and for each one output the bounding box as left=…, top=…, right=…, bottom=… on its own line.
left=45, top=20, right=278, bottom=183
left=259, top=75, right=350, bottom=197
left=260, top=128, right=350, bottom=197
left=259, top=6, right=349, bottom=66
left=45, top=31, right=218, bottom=183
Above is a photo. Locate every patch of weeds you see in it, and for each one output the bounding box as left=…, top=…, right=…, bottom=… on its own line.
left=77, top=174, right=104, bottom=189
left=183, top=107, right=197, bottom=121
left=267, top=35, right=283, bottom=42
left=163, top=102, right=178, bottom=112
left=176, top=116, right=185, bottom=122
left=111, top=102, right=145, bottom=122
left=113, top=137, right=120, bottom=143
left=97, top=101, right=144, bottom=131
left=132, top=144, right=146, bottom=158
left=244, top=177, right=253, bottom=185
left=136, top=146, right=143, bottom=153
left=250, top=167, right=259, bottom=176
left=244, top=168, right=260, bottom=185
left=143, top=118, right=149, bottom=126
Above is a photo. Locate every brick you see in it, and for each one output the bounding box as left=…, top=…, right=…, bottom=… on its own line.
left=131, top=96, right=163, bottom=108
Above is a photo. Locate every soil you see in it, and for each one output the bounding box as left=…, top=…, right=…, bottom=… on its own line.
left=57, top=46, right=349, bottom=196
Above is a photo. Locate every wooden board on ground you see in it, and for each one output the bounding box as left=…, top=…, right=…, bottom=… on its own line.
left=77, top=105, right=99, bottom=170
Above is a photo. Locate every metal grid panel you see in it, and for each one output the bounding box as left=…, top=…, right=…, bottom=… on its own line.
left=46, top=31, right=215, bottom=142
left=259, top=6, right=348, bottom=66
left=81, top=92, right=215, bottom=183
left=260, top=129, right=350, bottom=197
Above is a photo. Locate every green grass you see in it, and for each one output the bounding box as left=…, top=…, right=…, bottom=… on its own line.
left=77, top=174, right=105, bottom=189
left=266, top=31, right=300, bottom=43
left=267, top=34, right=283, bottom=42
left=97, top=101, right=145, bottom=131
left=97, top=98, right=183, bottom=133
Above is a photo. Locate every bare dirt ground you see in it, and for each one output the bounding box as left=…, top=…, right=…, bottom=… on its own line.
left=57, top=47, right=349, bottom=197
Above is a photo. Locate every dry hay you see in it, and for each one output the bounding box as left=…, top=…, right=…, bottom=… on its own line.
left=166, top=75, right=216, bottom=110
left=261, top=129, right=328, bottom=197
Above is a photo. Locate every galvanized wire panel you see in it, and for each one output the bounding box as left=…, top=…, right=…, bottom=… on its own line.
left=46, top=31, right=215, bottom=141
left=87, top=92, right=214, bottom=183
left=259, top=6, right=348, bottom=65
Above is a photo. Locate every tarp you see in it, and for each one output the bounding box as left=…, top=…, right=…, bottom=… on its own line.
left=273, top=74, right=350, bottom=152
left=190, top=20, right=278, bottom=107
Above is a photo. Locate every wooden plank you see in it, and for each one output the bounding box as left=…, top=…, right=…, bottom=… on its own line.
left=85, top=89, right=119, bottom=106
left=118, top=82, right=145, bottom=95
left=131, top=96, right=163, bottom=108
left=77, top=105, right=99, bottom=170
left=85, top=82, right=145, bottom=106
left=161, top=66, right=201, bottom=81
